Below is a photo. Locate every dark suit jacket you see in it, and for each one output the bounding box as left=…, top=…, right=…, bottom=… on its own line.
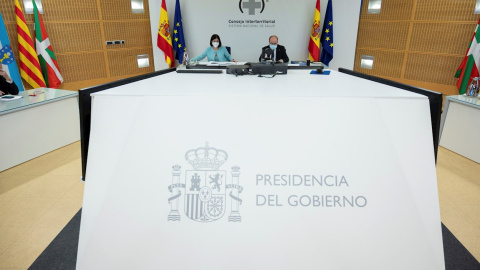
left=259, top=45, right=289, bottom=63
left=0, top=76, right=19, bottom=95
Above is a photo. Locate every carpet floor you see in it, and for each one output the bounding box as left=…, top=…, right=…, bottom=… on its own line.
left=28, top=209, right=480, bottom=270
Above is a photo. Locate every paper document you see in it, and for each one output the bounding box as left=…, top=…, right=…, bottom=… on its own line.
left=206, top=62, right=236, bottom=66
left=0, top=95, right=22, bottom=101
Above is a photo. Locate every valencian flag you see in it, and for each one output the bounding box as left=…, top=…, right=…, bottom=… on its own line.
left=320, top=0, right=333, bottom=66
left=0, top=11, right=24, bottom=92
left=173, top=0, right=186, bottom=63
left=15, top=0, right=45, bottom=88
left=157, top=0, right=174, bottom=68
left=308, top=0, right=321, bottom=62
left=33, top=0, right=63, bottom=88
left=455, top=19, right=480, bottom=95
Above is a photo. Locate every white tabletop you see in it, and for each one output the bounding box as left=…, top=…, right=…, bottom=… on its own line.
left=93, top=70, right=425, bottom=99
left=79, top=68, right=443, bottom=270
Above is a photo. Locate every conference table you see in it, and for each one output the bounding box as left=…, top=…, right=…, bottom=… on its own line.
left=440, top=95, right=480, bottom=163
left=77, top=69, right=444, bottom=269
left=0, top=88, right=79, bottom=171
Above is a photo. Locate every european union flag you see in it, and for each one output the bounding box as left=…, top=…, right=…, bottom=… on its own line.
left=173, top=0, right=187, bottom=63
left=320, top=0, right=333, bottom=66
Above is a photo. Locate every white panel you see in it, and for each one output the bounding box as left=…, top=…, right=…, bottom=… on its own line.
left=368, top=0, right=382, bottom=14
left=440, top=101, right=480, bottom=163
left=475, top=0, right=480, bottom=14
left=0, top=97, right=80, bottom=171
left=137, top=54, right=150, bottom=68
left=23, top=0, right=43, bottom=14
left=77, top=71, right=444, bottom=270
left=131, top=0, right=144, bottom=13
left=149, top=0, right=361, bottom=71
left=361, top=54, right=374, bottom=69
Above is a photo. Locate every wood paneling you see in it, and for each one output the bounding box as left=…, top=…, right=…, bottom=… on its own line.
left=404, top=53, right=463, bottom=85
left=104, top=21, right=152, bottom=49
left=56, top=52, right=108, bottom=83
left=0, top=1, right=18, bottom=22
left=356, top=21, right=410, bottom=50
left=43, top=23, right=104, bottom=53
left=409, top=23, right=476, bottom=55
left=0, top=0, right=154, bottom=91
left=100, top=0, right=150, bottom=20
left=40, top=0, right=100, bottom=21
left=355, top=0, right=480, bottom=96
left=415, top=0, right=478, bottom=21
left=108, top=49, right=154, bottom=77
left=360, top=0, right=415, bottom=21
left=354, top=49, right=404, bottom=78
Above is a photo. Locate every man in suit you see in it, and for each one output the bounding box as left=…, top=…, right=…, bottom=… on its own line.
left=259, top=35, right=289, bottom=63
left=0, top=68, right=19, bottom=96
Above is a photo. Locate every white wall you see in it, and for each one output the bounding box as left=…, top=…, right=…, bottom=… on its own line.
left=149, top=0, right=361, bottom=71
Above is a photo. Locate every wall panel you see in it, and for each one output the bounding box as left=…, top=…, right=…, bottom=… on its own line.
left=100, top=0, right=150, bottom=20
left=108, top=49, right=154, bottom=77
left=415, top=0, right=477, bottom=21
left=355, top=0, right=480, bottom=96
left=0, top=1, right=17, bottom=22
left=56, top=52, right=108, bottom=83
left=404, top=54, right=463, bottom=85
left=409, top=23, right=475, bottom=54
left=41, top=0, right=99, bottom=21
left=356, top=21, right=409, bottom=50
left=354, top=49, right=404, bottom=79
left=44, top=23, right=104, bottom=53
left=0, top=0, right=154, bottom=91
left=104, top=21, right=152, bottom=49
left=360, top=0, right=415, bottom=21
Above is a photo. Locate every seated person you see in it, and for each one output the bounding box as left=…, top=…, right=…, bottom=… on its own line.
left=259, top=35, right=289, bottom=63
left=0, top=69, right=19, bottom=96
left=190, top=34, right=237, bottom=62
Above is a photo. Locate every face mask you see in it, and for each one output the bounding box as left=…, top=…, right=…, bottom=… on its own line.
left=212, top=42, right=219, bottom=48
left=269, top=44, right=277, bottom=50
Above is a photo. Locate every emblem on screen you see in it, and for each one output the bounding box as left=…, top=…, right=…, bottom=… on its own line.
left=239, top=0, right=265, bottom=15
left=167, top=143, right=243, bottom=223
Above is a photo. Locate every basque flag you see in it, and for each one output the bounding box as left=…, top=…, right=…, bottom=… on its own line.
left=455, top=19, right=480, bottom=94
left=0, top=11, right=24, bottom=92
left=33, top=0, right=63, bottom=88
left=173, top=0, right=187, bottom=63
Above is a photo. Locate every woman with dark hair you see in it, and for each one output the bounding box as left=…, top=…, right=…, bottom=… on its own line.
left=191, top=34, right=237, bottom=62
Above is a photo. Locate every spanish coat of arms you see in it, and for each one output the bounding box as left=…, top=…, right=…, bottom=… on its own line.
left=167, top=143, right=243, bottom=222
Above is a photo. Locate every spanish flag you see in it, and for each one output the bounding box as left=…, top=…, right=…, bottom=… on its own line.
left=157, top=0, right=174, bottom=68
left=308, top=0, right=321, bottom=62
left=15, top=0, right=45, bottom=88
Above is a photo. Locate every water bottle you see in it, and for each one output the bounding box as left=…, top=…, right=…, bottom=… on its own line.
left=466, top=77, right=479, bottom=97
left=183, top=50, right=189, bottom=67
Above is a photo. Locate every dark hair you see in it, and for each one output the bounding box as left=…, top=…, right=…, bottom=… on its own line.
left=210, top=34, right=222, bottom=47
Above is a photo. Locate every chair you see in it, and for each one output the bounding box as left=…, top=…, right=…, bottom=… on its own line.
left=226, top=46, right=231, bottom=55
